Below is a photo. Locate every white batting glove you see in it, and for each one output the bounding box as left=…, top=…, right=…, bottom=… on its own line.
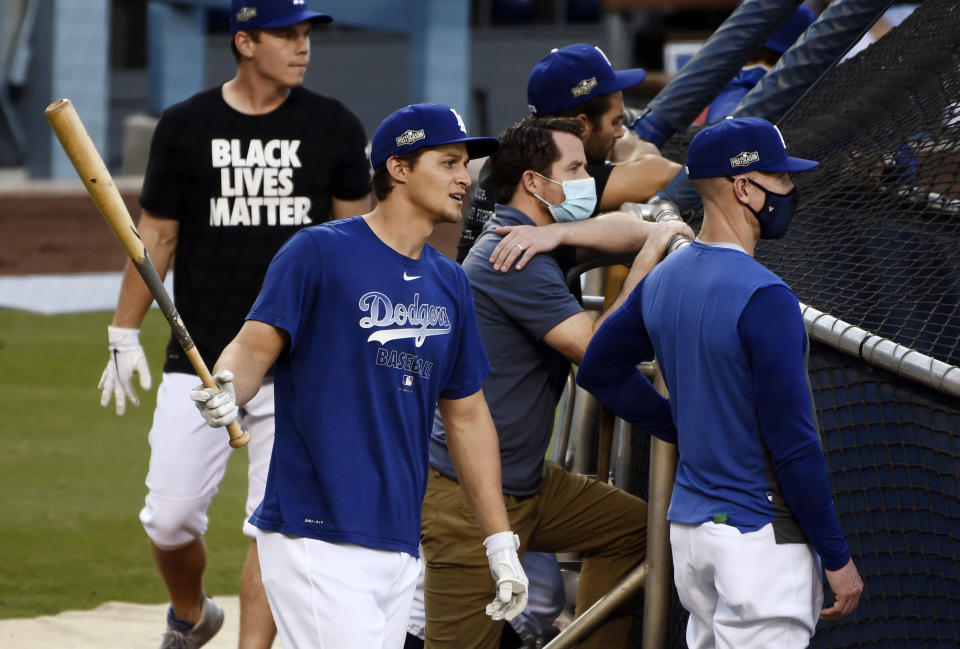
left=98, top=326, right=151, bottom=416
left=190, top=370, right=239, bottom=428
left=483, top=531, right=529, bottom=622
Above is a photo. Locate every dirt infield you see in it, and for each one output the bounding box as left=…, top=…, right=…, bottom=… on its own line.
left=0, top=597, right=276, bottom=649
left=0, top=179, right=461, bottom=277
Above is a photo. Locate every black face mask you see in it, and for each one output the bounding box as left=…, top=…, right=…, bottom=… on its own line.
left=736, top=177, right=799, bottom=240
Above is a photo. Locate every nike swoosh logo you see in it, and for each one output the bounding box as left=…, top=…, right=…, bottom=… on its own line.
left=403, top=272, right=421, bottom=281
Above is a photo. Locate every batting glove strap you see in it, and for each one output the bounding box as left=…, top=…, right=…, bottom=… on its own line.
left=191, top=370, right=239, bottom=428
left=483, top=532, right=529, bottom=622
left=107, top=325, right=141, bottom=347
left=99, top=326, right=152, bottom=416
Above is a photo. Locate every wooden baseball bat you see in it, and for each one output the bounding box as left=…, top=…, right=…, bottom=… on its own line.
left=45, top=98, right=250, bottom=448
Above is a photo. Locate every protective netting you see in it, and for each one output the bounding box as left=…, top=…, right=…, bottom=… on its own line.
left=808, top=342, right=960, bottom=648
left=628, top=2, right=960, bottom=647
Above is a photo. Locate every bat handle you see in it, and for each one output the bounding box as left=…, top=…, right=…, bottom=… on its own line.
left=226, top=422, right=252, bottom=449
left=186, top=348, right=251, bottom=448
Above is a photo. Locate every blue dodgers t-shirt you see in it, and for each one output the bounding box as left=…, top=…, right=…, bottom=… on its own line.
left=431, top=205, right=583, bottom=496
left=247, top=216, right=490, bottom=556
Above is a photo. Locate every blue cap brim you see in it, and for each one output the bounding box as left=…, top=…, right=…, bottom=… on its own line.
left=258, top=10, right=332, bottom=29
left=767, top=155, right=819, bottom=173
left=608, top=68, right=647, bottom=93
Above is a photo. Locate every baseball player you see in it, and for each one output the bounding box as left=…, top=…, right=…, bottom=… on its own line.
left=421, top=117, right=692, bottom=649
left=192, top=103, right=528, bottom=649
left=97, top=2, right=371, bottom=647
left=456, top=43, right=682, bottom=262
left=577, top=117, right=864, bottom=648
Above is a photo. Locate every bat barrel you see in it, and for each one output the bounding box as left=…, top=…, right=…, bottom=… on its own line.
left=45, top=98, right=146, bottom=264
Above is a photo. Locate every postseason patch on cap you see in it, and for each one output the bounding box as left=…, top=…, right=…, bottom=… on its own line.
left=396, top=129, right=426, bottom=147
left=571, top=77, right=598, bottom=98
left=236, top=6, right=257, bottom=23
left=730, top=151, right=760, bottom=168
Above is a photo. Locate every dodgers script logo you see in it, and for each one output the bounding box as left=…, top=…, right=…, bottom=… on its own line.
left=358, top=292, right=452, bottom=347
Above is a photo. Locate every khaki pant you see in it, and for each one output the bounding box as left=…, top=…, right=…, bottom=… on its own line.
left=421, top=462, right=647, bottom=649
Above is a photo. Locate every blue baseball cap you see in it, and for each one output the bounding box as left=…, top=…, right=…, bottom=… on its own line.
left=370, top=103, right=500, bottom=169
left=527, top=44, right=646, bottom=115
left=764, top=5, right=817, bottom=54
left=685, top=117, right=819, bottom=179
left=230, top=0, right=332, bottom=34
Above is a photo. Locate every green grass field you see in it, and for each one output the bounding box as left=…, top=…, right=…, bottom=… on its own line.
left=0, top=309, right=250, bottom=619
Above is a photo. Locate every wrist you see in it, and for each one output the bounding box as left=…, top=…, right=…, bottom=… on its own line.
left=483, top=531, right=519, bottom=556
left=550, top=221, right=574, bottom=247
left=108, top=326, right=140, bottom=346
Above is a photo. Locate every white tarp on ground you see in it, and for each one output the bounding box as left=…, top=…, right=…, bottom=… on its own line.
left=0, top=272, right=174, bottom=314
left=0, top=597, right=270, bottom=649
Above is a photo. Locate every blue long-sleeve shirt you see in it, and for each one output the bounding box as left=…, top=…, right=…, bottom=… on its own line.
left=577, top=241, right=850, bottom=570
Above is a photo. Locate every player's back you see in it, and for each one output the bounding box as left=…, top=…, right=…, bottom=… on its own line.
left=640, top=240, right=789, bottom=527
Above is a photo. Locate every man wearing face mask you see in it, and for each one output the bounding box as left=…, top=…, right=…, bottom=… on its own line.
left=456, top=43, right=682, bottom=263
left=420, top=116, right=692, bottom=649
left=576, top=117, right=864, bottom=649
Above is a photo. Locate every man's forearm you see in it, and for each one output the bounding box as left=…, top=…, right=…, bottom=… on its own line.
left=556, top=212, right=653, bottom=255
left=441, top=396, right=511, bottom=537
left=594, top=241, right=665, bottom=330
left=111, top=214, right=177, bottom=328
left=212, top=321, right=285, bottom=406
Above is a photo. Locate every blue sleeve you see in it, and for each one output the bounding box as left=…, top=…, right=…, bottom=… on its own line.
left=439, top=268, right=492, bottom=400
left=739, top=285, right=850, bottom=570
left=576, top=280, right=677, bottom=443
left=247, top=229, right=322, bottom=349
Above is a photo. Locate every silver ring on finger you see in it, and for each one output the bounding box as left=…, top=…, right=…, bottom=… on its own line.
left=515, top=244, right=525, bottom=252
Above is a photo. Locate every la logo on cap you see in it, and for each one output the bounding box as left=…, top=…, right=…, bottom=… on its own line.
left=571, top=77, right=598, bottom=98
left=730, top=151, right=760, bottom=168
left=396, top=129, right=426, bottom=147
left=236, top=6, right=257, bottom=22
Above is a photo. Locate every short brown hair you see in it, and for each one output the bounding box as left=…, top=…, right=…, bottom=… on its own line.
left=371, top=148, right=428, bottom=201
left=541, top=92, right=614, bottom=133
left=489, top=117, right=585, bottom=204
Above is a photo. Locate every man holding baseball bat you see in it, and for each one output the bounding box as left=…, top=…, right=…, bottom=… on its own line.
left=576, top=117, right=863, bottom=648
left=192, top=102, right=526, bottom=649
left=98, top=2, right=371, bottom=648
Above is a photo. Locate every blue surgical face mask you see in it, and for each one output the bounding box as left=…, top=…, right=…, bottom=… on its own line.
left=533, top=173, right=597, bottom=222
left=733, top=176, right=799, bottom=239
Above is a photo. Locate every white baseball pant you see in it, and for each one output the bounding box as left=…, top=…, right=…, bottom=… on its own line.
left=670, top=521, right=823, bottom=649
left=139, top=372, right=275, bottom=549
left=257, top=531, right=420, bottom=649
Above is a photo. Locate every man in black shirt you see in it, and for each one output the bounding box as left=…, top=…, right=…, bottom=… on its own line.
left=457, top=43, right=681, bottom=262
left=96, top=2, right=371, bottom=648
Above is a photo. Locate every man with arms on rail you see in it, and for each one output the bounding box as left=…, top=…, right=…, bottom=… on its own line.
left=96, top=2, right=371, bottom=647
left=577, top=116, right=863, bottom=649
left=457, top=43, right=681, bottom=262
left=193, top=103, right=527, bottom=649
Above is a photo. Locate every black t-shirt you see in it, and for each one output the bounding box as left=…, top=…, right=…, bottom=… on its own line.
left=140, top=85, right=371, bottom=374
left=456, top=159, right=615, bottom=263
